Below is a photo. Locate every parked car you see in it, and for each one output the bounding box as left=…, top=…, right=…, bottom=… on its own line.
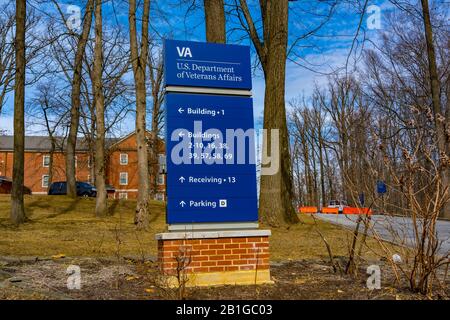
left=48, top=181, right=97, bottom=197
left=0, top=176, right=32, bottom=195
left=327, top=200, right=348, bottom=214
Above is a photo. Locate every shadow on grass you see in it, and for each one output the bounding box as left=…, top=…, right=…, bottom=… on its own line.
left=149, top=203, right=164, bottom=223
left=28, top=198, right=80, bottom=222
left=108, top=199, right=120, bottom=216
left=107, top=198, right=165, bottom=223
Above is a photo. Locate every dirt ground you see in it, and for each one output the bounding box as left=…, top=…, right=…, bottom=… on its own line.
left=0, top=195, right=447, bottom=300
left=0, top=195, right=387, bottom=260
left=0, top=256, right=439, bottom=300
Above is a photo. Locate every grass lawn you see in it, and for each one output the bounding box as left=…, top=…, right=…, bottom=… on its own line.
left=0, top=195, right=384, bottom=261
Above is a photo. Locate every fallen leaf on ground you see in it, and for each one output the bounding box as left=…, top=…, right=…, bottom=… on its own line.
left=51, top=254, right=66, bottom=259
left=294, top=278, right=308, bottom=284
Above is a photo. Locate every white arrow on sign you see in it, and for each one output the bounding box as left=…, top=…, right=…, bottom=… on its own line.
left=180, top=201, right=186, bottom=207
left=179, top=176, right=185, bottom=183
left=178, top=107, right=184, bottom=114
left=178, top=131, right=185, bottom=137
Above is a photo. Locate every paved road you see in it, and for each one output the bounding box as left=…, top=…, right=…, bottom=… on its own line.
left=315, top=214, right=450, bottom=256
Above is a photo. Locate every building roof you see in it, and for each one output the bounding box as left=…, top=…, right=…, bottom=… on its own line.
left=0, top=135, right=120, bottom=152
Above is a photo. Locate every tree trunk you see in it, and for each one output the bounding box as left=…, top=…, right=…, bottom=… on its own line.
left=149, top=55, right=164, bottom=200
left=204, top=0, right=226, bottom=43
left=48, top=139, right=55, bottom=188
left=325, top=148, right=335, bottom=200
left=310, top=134, right=319, bottom=207
left=93, top=0, right=107, bottom=217
left=258, top=0, right=299, bottom=225
left=129, top=0, right=151, bottom=228
left=420, top=0, right=450, bottom=219
left=318, top=135, right=326, bottom=206
left=150, top=92, right=160, bottom=198
left=43, top=103, right=55, bottom=188
left=10, top=0, right=26, bottom=225
left=89, top=103, right=96, bottom=184
left=66, top=0, right=94, bottom=198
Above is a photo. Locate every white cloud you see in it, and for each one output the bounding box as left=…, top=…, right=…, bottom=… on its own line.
left=0, top=115, right=13, bottom=134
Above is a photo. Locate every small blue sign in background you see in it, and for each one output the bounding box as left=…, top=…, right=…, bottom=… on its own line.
left=164, top=39, right=252, bottom=90
left=377, top=181, right=387, bottom=194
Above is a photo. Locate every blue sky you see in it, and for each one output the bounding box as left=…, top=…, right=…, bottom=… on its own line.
left=0, top=0, right=391, bottom=135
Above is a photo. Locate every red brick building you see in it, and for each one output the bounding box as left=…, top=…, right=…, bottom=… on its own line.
left=0, top=132, right=166, bottom=200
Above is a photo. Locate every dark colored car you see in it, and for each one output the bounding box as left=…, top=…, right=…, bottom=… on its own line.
left=48, top=181, right=97, bottom=197
left=0, top=176, right=32, bottom=195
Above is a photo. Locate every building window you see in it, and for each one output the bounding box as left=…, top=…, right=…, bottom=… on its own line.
left=43, top=155, right=50, bottom=167
left=158, top=154, right=166, bottom=173
left=75, top=156, right=78, bottom=168
left=88, top=157, right=92, bottom=168
left=119, top=172, right=128, bottom=185
left=157, top=174, right=165, bottom=185
left=120, top=153, right=128, bottom=165
left=119, top=192, right=128, bottom=200
left=155, top=193, right=164, bottom=201
left=42, top=175, right=49, bottom=188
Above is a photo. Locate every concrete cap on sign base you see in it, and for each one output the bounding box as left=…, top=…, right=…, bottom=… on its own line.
left=155, top=229, right=271, bottom=241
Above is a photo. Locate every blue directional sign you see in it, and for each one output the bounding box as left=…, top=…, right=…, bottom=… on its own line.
left=164, top=39, right=252, bottom=90
left=164, top=39, right=257, bottom=225
left=165, top=92, right=258, bottom=224
left=167, top=197, right=258, bottom=224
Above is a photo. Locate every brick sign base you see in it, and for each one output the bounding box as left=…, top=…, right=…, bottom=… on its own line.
left=156, top=230, right=272, bottom=287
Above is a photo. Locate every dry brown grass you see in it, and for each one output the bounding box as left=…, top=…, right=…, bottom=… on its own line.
left=0, top=195, right=166, bottom=258
left=269, top=215, right=385, bottom=261
left=0, top=195, right=385, bottom=262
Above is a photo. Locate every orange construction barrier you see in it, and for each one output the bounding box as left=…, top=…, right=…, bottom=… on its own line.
left=321, top=207, right=339, bottom=214
left=299, top=206, right=318, bottom=214
left=342, top=207, right=373, bottom=215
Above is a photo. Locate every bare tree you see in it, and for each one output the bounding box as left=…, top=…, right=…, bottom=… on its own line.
left=27, top=81, right=69, bottom=188
left=236, top=0, right=299, bottom=225
left=288, top=2, right=449, bottom=295
left=11, top=0, right=27, bottom=225
left=129, top=0, right=151, bottom=228
left=0, top=3, right=15, bottom=115
left=93, top=0, right=107, bottom=216
left=420, top=0, right=449, bottom=218
left=204, top=0, right=225, bottom=43
left=0, top=2, right=43, bottom=115
left=148, top=46, right=164, bottom=196
left=77, top=24, right=133, bottom=184
left=64, top=0, right=94, bottom=199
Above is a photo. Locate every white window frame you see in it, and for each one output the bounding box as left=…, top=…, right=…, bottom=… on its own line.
left=75, top=156, right=78, bottom=168
left=42, top=175, right=50, bottom=188
left=120, top=153, right=128, bottom=165
left=119, top=192, right=128, bottom=200
left=158, top=154, right=166, bottom=173
left=155, top=193, right=164, bottom=201
left=42, top=155, right=50, bottom=168
left=157, top=173, right=165, bottom=185
left=119, top=172, right=128, bottom=185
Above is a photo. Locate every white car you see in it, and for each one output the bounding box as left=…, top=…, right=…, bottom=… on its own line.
left=328, top=200, right=348, bottom=214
